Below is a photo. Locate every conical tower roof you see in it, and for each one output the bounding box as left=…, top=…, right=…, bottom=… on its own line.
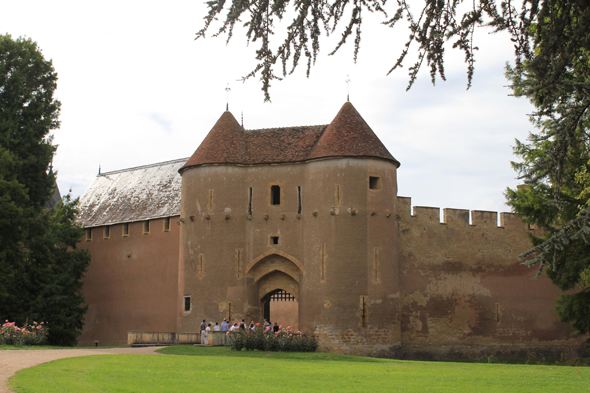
left=180, top=111, right=245, bottom=173
left=310, top=102, right=399, bottom=166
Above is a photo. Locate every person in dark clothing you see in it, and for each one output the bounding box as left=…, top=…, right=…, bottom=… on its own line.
left=200, top=319, right=207, bottom=344
left=273, top=322, right=279, bottom=333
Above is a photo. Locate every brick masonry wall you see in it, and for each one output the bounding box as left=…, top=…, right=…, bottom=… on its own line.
left=396, top=196, right=587, bottom=356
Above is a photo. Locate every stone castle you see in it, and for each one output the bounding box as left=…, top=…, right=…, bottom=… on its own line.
left=77, top=102, right=586, bottom=359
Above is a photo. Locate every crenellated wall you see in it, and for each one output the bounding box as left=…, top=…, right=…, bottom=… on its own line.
left=396, top=196, right=586, bottom=360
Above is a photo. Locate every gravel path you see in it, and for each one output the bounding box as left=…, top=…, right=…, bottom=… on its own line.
left=0, top=346, right=165, bottom=393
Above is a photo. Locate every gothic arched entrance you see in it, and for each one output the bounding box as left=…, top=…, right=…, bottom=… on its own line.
left=246, top=250, right=302, bottom=330
left=262, top=289, right=298, bottom=330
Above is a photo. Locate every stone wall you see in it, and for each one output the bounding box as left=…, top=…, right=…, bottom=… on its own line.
left=78, top=217, right=180, bottom=346
left=396, top=196, right=587, bottom=359
left=178, top=157, right=400, bottom=350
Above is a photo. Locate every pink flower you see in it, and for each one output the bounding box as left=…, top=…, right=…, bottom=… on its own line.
left=289, top=334, right=292, bottom=337
left=255, top=323, right=260, bottom=326
left=287, top=326, right=292, bottom=329
left=297, top=331, right=301, bottom=334
left=279, top=325, right=282, bottom=329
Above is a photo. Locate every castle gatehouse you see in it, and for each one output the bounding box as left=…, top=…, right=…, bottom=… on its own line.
left=77, top=102, right=586, bottom=359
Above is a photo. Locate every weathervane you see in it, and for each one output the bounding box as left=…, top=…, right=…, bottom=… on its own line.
left=225, top=83, right=231, bottom=111
left=345, top=75, right=351, bottom=102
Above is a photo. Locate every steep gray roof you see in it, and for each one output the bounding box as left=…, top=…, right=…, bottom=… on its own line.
left=77, top=158, right=187, bottom=227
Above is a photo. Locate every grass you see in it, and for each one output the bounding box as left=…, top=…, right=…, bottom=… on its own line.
left=8, top=346, right=590, bottom=392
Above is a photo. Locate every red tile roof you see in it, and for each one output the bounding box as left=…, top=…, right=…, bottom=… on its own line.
left=180, top=102, right=399, bottom=173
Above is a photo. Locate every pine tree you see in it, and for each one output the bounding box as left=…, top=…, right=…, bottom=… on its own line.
left=0, top=34, right=90, bottom=346
left=196, top=0, right=589, bottom=101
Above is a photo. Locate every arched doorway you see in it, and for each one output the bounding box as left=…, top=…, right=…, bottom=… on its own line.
left=262, top=289, right=298, bottom=330
left=246, top=250, right=302, bottom=331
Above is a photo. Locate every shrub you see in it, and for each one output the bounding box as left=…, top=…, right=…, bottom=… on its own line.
left=526, top=354, right=537, bottom=365
left=228, top=326, right=319, bottom=352
left=1, top=320, right=48, bottom=346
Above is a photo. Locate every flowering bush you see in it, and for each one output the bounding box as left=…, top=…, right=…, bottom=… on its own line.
left=1, top=320, right=48, bottom=346
left=228, top=325, right=318, bottom=352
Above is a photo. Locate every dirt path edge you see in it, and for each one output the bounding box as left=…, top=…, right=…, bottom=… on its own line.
left=0, top=346, right=165, bottom=393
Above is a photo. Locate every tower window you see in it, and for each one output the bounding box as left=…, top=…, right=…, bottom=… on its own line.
left=297, top=186, right=302, bottom=214
left=122, top=223, right=129, bottom=237
left=270, top=185, right=281, bottom=205
left=248, top=187, right=253, bottom=215
left=270, top=236, right=279, bottom=245
left=85, top=228, right=92, bottom=241
left=369, top=176, right=382, bottom=190
left=143, top=220, right=150, bottom=234
left=184, top=296, right=191, bottom=312
left=103, top=226, right=110, bottom=239
left=163, top=217, right=171, bottom=232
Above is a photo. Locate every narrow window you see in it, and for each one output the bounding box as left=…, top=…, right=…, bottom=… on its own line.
left=297, top=186, right=302, bottom=214
left=122, top=223, right=129, bottom=237
left=143, top=220, right=150, bottom=234
left=270, top=236, right=279, bottom=245
left=103, top=226, right=110, bottom=239
left=235, top=248, right=243, bottom=279
left=270, top=185, right=281, bottom=205
left=320, top=243, right=326, bottom=282
left=248, top=187, right=253, bottom=215
left=360, top=295, right=368, bottom=328
left=228, top=301, right=232, bottom=323
left=369, top=176, right=382, bottom=190
left=85, top=228, right=92, bottom=241
left=163, top=217, right=170, bottom=232
left=184, top=296, right=191, bottom=312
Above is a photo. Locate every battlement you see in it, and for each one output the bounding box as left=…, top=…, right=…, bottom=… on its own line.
left=397, top=196, right=534, bottom=232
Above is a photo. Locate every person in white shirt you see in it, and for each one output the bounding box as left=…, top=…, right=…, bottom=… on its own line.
left=203, top=323, right=211, bottom=345
left=214, top=322, right=221, bottom=331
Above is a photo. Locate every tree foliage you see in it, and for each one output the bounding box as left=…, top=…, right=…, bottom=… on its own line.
left=196, top=0, right=588, bottom=100
left=0, top=35, right=90, bottom=346
left=504, top=1, right=590, bottom=336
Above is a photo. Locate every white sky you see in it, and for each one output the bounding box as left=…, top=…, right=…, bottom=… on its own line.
left=2, top=1, right=535, bottom=220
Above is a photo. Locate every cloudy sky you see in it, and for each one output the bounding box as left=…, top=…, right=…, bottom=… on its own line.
left=2, top=1, right=535, bottom=222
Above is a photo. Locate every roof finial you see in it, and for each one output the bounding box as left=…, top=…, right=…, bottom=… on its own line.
left=345, top=75, right=351, bottom=102
left=241, top=111, right=244, bottom=127
left=98, top=163, right=101, bottom=175
left=225, top=83, right=231, bottom=111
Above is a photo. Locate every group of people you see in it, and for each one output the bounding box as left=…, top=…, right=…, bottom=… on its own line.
left=199, top=318, right=281, bottom=345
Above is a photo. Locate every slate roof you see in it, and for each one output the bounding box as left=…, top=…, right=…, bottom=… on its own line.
left=180, top=102, right=399, bottom=173
left=77, top=158, right=187, bottom=227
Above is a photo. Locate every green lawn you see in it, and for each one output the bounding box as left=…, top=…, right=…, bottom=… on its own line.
left=8, top=346, right=590, bottom=392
